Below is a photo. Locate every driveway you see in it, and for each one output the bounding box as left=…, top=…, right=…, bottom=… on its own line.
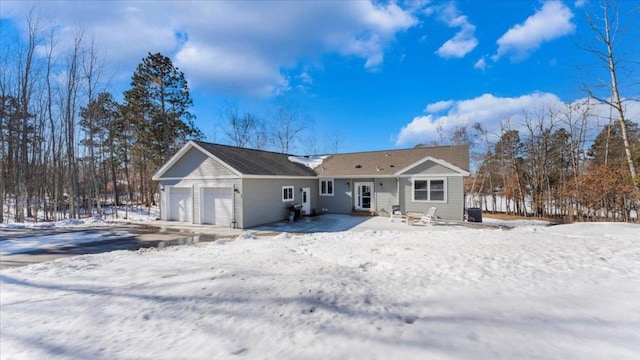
left=249, top=213, right=468, bottom=233
left=0, top=215, right=469, bottom=269
left=0, top=226, right=219, bottom=270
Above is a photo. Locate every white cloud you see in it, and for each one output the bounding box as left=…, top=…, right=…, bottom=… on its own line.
left=434, top=3, right=478, bottom=59
left=574, top=0, right=587, bottom=8
left=474, top=57, right=488, bottom=70
left=493, top=0, right=575, bottom=61
left=3, top=1, right=422, bottom=97
left=396, top=92, right=565, bottom=145
left=425, top=100, right=454, bottom=113
left=175, top=42, right=288, bottom=97
left=299, top=72, right=313, bottom=84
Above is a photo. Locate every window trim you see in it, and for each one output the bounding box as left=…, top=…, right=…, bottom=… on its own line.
left=411, top=177, right=447, bottom=203
left=319, top=178, right=334, bottom=196
left=282, top=185, right=294, bottom=202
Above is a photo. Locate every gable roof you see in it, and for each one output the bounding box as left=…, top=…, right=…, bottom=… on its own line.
left=314, top=144, right=469, bottom=177
left=193, top=141, right=317, bottom=177
left=154, top=141, right=470, bottom=180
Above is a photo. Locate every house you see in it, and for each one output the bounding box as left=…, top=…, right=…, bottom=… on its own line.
left=152, top=141, right=470, bottom=228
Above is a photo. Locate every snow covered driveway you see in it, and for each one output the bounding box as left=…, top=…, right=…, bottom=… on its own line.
left=1, top=222, right=639, bottom=359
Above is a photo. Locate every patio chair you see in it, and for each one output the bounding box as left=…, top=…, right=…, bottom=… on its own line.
left=414, top=207, right=437, bottom=225
left=389, top=205, right=406, bottom=223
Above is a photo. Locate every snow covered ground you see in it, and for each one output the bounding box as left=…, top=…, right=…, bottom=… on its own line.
left=0, top=206, right=160, bottom=229
left=1, top=220, right=639, bottom=359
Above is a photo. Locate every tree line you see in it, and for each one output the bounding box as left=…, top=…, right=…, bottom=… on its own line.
left=464, top=103, right=639, bottom=221
left=0, top=11, right=320, bottom=223
left=1, top=1, right=638, bottom=223
left=0, top=12, right=201, bottom=223
left=426, top=1, right=639, bottom=222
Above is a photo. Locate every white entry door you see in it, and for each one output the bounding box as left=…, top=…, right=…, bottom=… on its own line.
left=354, top=182, right=373, bottom=211
left=301, top=187, right=311, bottom=216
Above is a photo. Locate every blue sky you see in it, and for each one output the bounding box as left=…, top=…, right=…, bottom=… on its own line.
left=1, top=0, right=639, bottom=154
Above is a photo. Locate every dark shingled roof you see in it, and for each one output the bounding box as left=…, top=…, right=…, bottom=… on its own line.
left=194, top=141, right=317, bottom=177
left=192, top=141, right=469, bottom=177
left=313, top=144, right=469, bottom=177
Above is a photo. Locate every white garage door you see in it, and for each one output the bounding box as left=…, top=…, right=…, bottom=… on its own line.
left=201, top=187, right=233, bottom=226
left=169, top=187, right=192, bottom=222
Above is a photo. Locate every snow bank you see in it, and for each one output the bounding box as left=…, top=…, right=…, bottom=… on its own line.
left=1, top=222, right=639, bottom=359
left=0, top=206, right=159, bottom=229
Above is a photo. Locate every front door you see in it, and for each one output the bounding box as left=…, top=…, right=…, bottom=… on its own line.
left=354, top=182, right=373, bottom=211
left=301, top=187, right=311, bottom=216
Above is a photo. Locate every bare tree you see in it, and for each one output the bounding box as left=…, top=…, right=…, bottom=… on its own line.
left=522, top=106, right=560, bottom=217
left=62, top=32, right=83, bottom=218
left=583, top=0, right=639, bottom=192
left=80, top=37, right=105, bottom=216
left=559, top=100, right=592, bottom=220
left=269, top=97, right=307, bottom=153
left=221, top=100, right=261, bottom=148
left=13, top=10, right=41, bottom=222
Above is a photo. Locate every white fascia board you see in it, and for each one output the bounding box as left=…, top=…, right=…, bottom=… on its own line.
left=190, top=142, right=243, bottom=177
left=394, top=156, right=470, bottom=177
left=153, top=141, right=244, bottom=181
left=152, top=141, right=197, bottom=181
left=155, top=176, right=240, bottom=181
left=320, top=175, right=397, bottom=179
left=398, top=173, right=466, bottom=178
left=240, top=175, right=318, bottom=180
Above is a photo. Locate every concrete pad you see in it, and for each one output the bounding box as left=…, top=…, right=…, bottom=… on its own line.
left=250, top=214, right=467, bottom=233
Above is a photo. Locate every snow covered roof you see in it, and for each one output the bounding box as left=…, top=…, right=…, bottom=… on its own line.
left=287, top=155, right=328, bottom=169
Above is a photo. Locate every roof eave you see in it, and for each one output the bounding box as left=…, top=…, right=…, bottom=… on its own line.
left=394, top=156, right=470, bottom=177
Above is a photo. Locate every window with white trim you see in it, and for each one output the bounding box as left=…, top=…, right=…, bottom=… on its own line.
left=282, top=186, right=294, bottom=202
left=320, top=179, right=334, bottom=196
left=412, top=178, right=446, bottom=202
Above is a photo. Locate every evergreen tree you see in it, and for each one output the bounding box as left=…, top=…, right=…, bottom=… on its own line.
left=123, top=52, right=202, bottom=166
left=122, top=52, right=201, bottom=206
left=588, top=121, right=640, bottom=169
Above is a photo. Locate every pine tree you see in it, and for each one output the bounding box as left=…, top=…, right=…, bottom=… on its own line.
left=122, top=52, right=201, bottom=206
left=588, top=120, right=640, bottom=169
left=123, top=52, right=201, bottom=166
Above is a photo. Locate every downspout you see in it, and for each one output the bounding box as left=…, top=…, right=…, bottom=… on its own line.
left=374, top=178, right=378, bottom=214
left=232, top=184, right=237, bottom=229
left=396, top=177, right=400, bottom=212
left=191, top=184, right=195, bottom=224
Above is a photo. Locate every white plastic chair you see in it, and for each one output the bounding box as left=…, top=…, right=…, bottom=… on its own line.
left=415, top=207, right=437, bottom=225
left=389, top=205, right=406, bottom=223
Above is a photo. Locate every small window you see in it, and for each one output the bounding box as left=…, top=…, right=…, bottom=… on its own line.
left=430, top=180, right=445, bottom=201
left=282, top=186, right=294, bottom=202
left=414, top=180, right=429, bottom=200
left=320, top=179, right=334, bottom=196
left=412, top=178, right=446, bottom=203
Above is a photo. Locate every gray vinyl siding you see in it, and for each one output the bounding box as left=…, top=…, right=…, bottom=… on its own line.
left=318, top=178, right=398, bottom=215
left=399, top=176, right=465, bottom=221
left=403, top=161, right=458, bottom=175
left=373, top=178, right=399, bottom=216
left=241, top=178, right=318, bottom=228
left=163, top=147, right=236, bottom=178
left=318, top=178, right=353, bottom=214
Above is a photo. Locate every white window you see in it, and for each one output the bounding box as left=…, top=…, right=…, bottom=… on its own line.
left=282, top=186, right=294, bottom=202
left=412, top=178, right=446, bottom=203
left=320, top=179, right=334, bottom=196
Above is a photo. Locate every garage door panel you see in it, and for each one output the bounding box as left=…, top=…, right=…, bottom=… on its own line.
left=169, top=187, right=192, bottom=222
left=201, top=188, right=233, bottom=225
